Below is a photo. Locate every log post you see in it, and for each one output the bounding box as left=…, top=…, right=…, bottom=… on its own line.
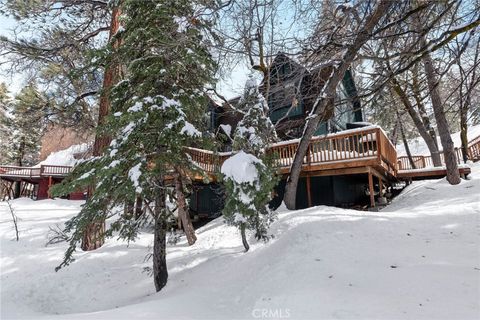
left=48, top=176, right=53, bottom=199
left=378, top=177, right=383, bottom=198
left=306, top=175, right=312, bottom=207
left=368, top=171, right=375, bottom=208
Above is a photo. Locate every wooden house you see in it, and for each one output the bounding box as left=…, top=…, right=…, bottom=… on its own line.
left=1, top=54, right=475, bottom=212
left=189, top=54, right=374, bottom=217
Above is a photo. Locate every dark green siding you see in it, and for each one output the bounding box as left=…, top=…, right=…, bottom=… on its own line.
left=189, top=184, right=224, bottom=218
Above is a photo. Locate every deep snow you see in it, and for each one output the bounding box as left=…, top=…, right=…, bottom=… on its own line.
left=1, top=165, right=479, bottom=319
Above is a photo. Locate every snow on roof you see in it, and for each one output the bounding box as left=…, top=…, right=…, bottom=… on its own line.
left=35, top=143, right=90, bottom=167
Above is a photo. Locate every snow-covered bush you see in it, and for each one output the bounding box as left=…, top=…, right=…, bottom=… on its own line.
left=220, top=78, right=279, bottom=251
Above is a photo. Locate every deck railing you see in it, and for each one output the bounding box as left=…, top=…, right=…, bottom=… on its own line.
left=468, top=135, right=480, bottom=161
left=4, top=129, right=473, bottom=180
left=268, top=127, right=397, bottom=174
left=397, top=148, right=463, bottom=171
left=186, top=126, right=398, bottom=176
left=186, top=148, right=231, bottom=174
left=397, top=133, right=480, bottom=171
left=40, top=165, right=72, bottom=176
left=0, top=165, right=72, bottom=178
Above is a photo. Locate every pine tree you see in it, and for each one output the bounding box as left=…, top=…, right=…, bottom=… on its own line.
left=52, top=0, right=217, bottom=292
left=3, top=82, right=48, bottom=167
left=221, top=78, right=279, bottom=252
left=1, top=82, right=49, bottom=198
left=0, top=83, right=11, bottom=164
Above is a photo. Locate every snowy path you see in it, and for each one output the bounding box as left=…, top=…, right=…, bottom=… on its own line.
left=1, top=164, right=479, bottom=319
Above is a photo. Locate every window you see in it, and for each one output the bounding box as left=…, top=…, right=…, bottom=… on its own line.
left=269, top=103, right=303, bottom=123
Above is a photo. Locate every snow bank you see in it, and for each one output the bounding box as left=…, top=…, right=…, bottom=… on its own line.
left=35, top=143, right=90, bottom=167
left=1, top=164, right=479, bottom=319
left=397, top=124, right=480, bottom=156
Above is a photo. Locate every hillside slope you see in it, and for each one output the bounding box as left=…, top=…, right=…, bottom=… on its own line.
left=1, top=163, right=479, bottom=319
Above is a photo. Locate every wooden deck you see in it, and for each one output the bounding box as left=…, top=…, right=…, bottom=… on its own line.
left=0, top=165, right=72, bottom=181
left=2, top=127, right=479, bottom=206
left=396, top=135, right=479, bottom=180
left=189, top=126, right=398, bottom=180
left=397, top=166, right=471, bottom=180
left=0, top=165, right=73, bottom=200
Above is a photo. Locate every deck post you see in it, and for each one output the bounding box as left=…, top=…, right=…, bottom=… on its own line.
left=378, top=177, right=383, bottom=197
left=48, top=176, right=53, bottom=199
left=306, top=175, right=312, bottom=207
left=368, top=171, right=375, bottom=208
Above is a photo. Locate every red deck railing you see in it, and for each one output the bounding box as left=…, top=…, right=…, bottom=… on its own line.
left=0, top=165, right=72, bottom=179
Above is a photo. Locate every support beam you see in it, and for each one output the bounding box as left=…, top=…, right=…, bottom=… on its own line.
left=48, top=176, right=53, bottom=199
left=306, top=175, right=312, bottom=207
left=37, top=178, right=49, bottom=200
left=368, top=172, right=375, bottom=208
left=378, top=177, right=383, bottom=197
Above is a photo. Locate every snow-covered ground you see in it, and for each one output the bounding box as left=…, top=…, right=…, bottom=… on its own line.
left=396, top=124, right=480, bottom=156
left=1, top=164, right=479, bottom=319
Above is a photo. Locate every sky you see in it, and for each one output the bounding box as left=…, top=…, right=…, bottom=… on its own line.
left=0, top=14, right=25, bottom=95
left=0, top=12, right=249, bottom=99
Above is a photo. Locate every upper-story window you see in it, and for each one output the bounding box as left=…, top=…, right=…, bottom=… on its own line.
left=269, top=60, right=294, bottom=85
left=269, top=102, right=304, bottom=124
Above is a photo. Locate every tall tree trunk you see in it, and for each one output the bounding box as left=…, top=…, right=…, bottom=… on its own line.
left=174, top=171, right=196, bottom=246
left=460, top=107, right=469, bottom=163
left=389, top=77, right=442, bottom=166
left=134, top=195, right=143, bottom=219
left=13, top=182, right=21, bottom=199
left=13, top=139, right=25, bottom=199
left=240, top=223, right=249, bottom=252
left=82, top=5, right=122, bottom=251
left=124, top=199, right=134, bottom=218
left=153, top=186, right=168, bottom=292
left=82, top=221, right=105, bottom=251
left=421, top=45, right=461, bottom=184
left=390, top=118, right=400, bottom=146
left=284, top=0, right=393, bottom=209
left=412, top=64, right=439, bottom=150
left=398, top=111, right=416, bottom=169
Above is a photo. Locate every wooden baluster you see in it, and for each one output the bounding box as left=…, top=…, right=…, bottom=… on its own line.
left=311, top=142, right=316, bottom=164
left=333, top=138, right=337, bottom=161
left=359, top=133, right=364, bottom=157
left=346, top=137, right=351, bottom=159
left=325, top=139, right=329, bottom=161
left=352, top=134, right=360, bottom=158
left=338, top=138, right=342, bottom=160
left=376, top=129, right=382, bottom=163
